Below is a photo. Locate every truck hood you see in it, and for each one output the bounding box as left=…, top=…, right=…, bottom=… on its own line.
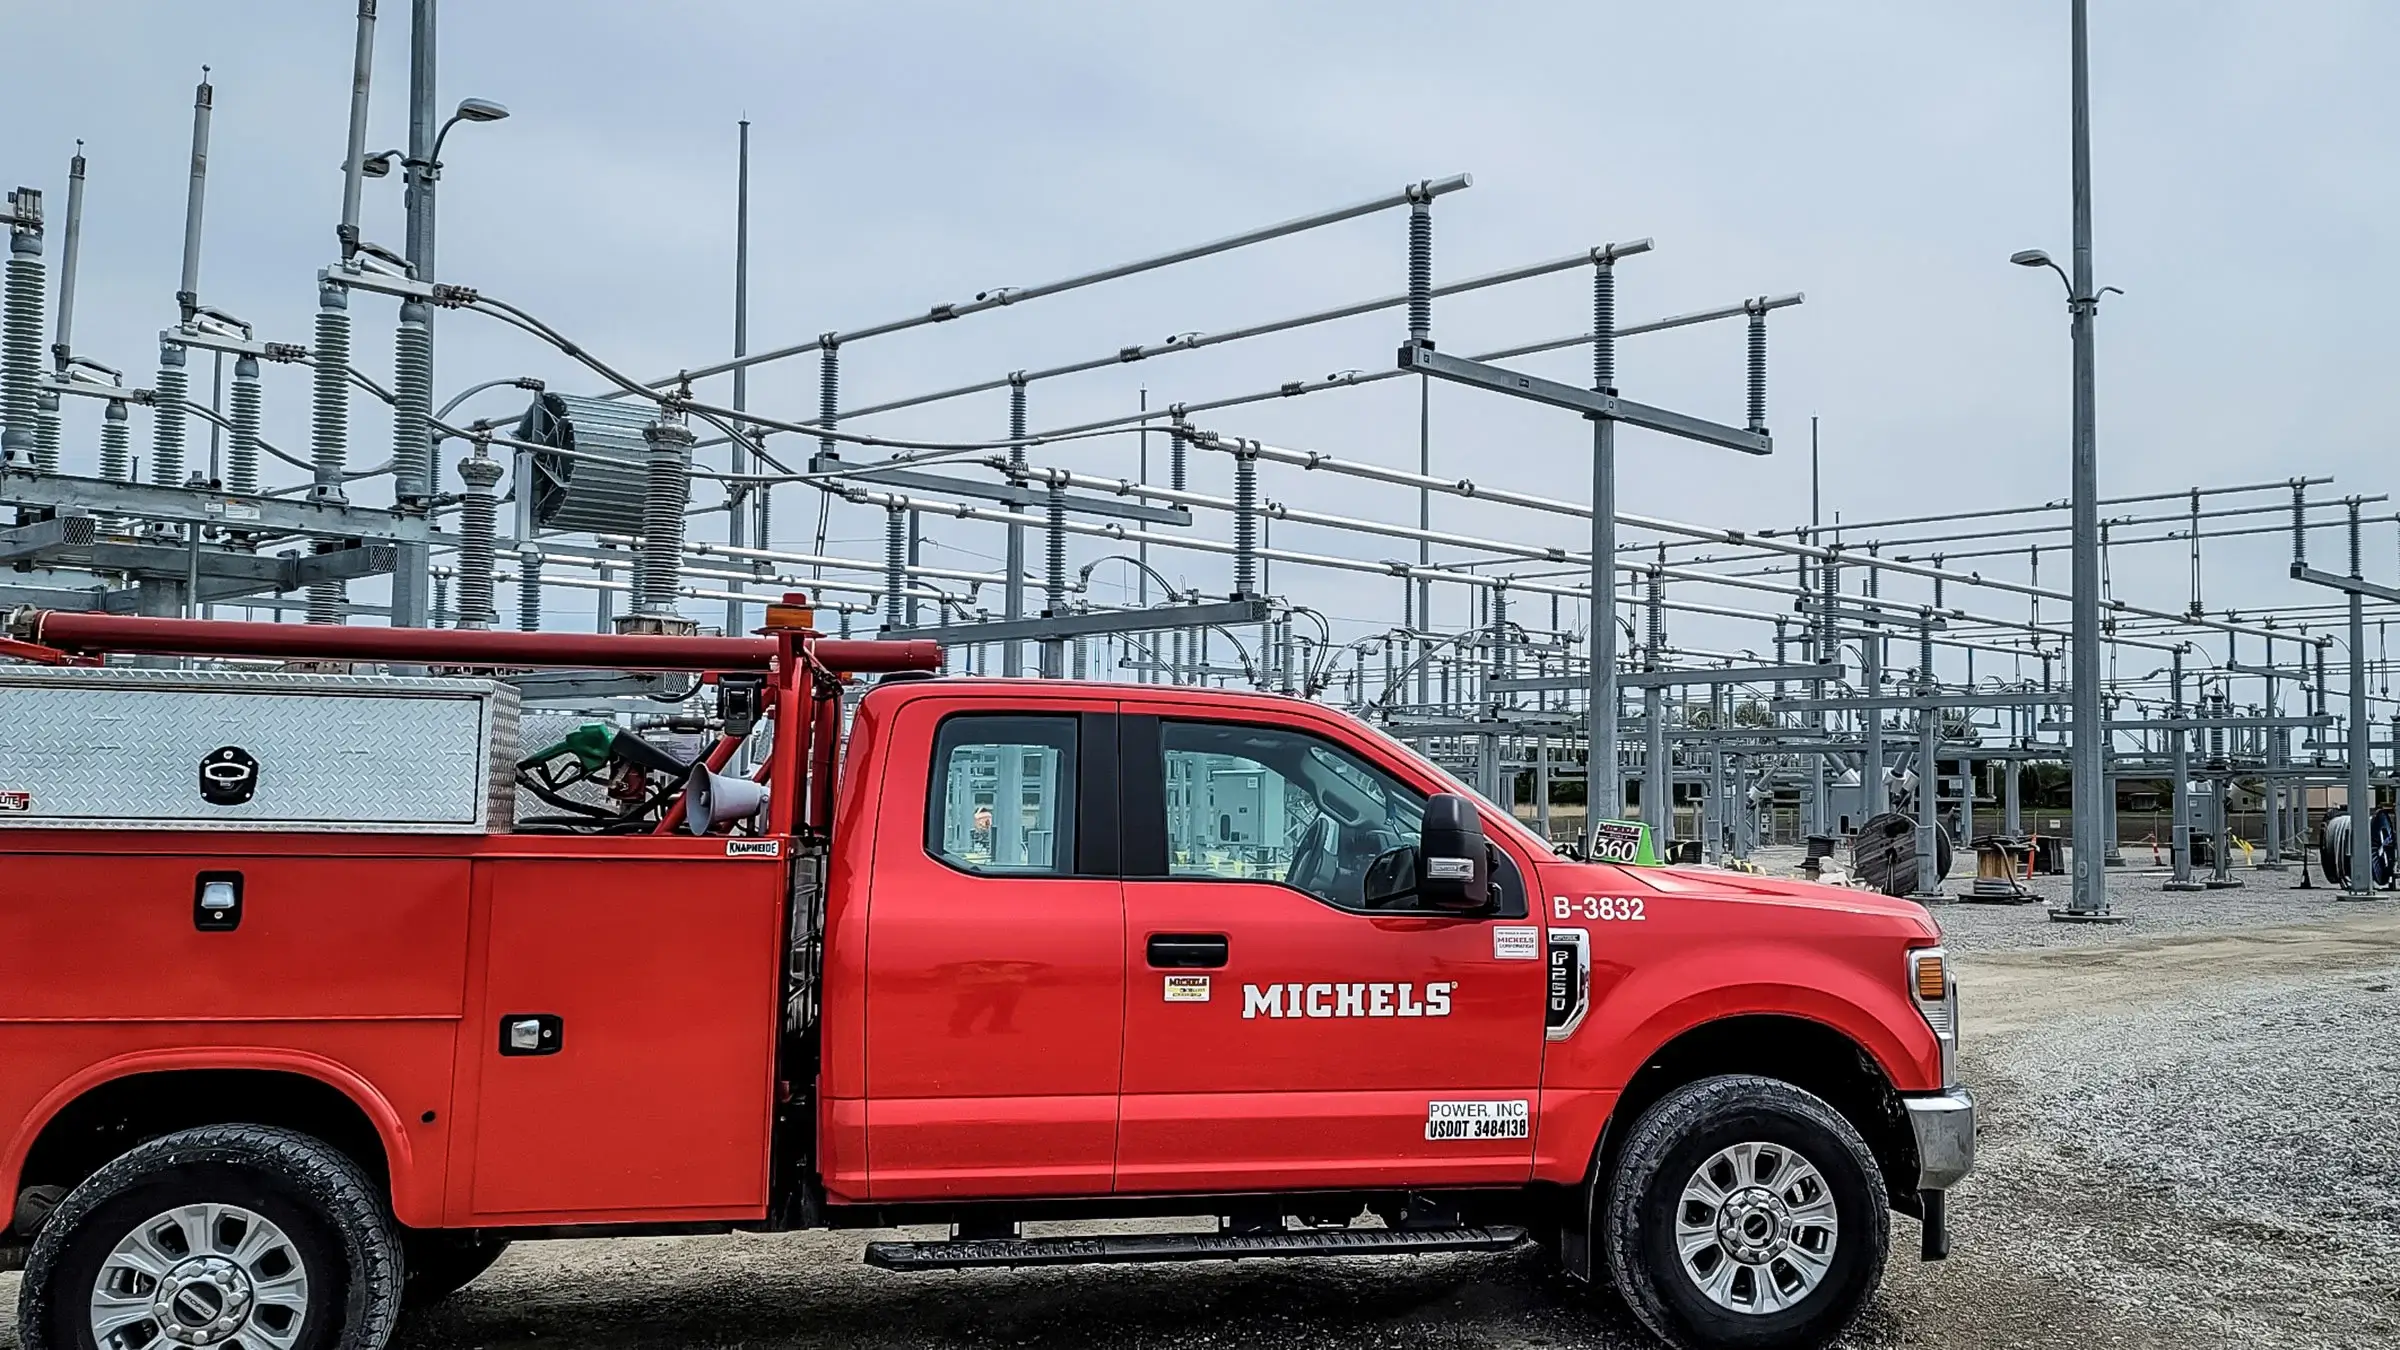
left=1543, top=860, right=1942, bottom=936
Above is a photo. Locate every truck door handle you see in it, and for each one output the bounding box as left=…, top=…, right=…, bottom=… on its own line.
left=499, top=1014, right=564, bottom=1056
left=1146, top=934, right=1229, bottom=969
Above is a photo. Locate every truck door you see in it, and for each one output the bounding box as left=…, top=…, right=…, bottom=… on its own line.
left=1115, top=713, right=1546, bottom=1194
left=860, top=699, right=1124, bottom=1199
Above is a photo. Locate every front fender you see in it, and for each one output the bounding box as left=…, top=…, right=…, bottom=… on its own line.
left=1564, top=939, right=1940, bottom=1092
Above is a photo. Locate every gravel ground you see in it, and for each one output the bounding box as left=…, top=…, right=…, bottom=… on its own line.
left=6, top=861, right=2393, bottom=1349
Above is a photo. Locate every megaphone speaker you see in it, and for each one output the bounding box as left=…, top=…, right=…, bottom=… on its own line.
left=683, top=767, right=770, bottom=836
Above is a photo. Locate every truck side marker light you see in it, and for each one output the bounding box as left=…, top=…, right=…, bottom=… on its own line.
left=1914, top=953, right=1947, bottom=1002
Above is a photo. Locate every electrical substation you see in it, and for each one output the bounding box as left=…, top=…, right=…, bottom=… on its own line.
left=3, top=5, right=2397, bottom=1349
left=4, top=27, right=2393, bottom=914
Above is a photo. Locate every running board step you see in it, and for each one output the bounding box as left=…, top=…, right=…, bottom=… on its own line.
left=866, top=1224, right=1527, bottom=1271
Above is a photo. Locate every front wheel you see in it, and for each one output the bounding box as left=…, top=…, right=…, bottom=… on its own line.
left=1602, top=1076, right=1888, bottom=1350
left=17, top=1124, right=404, bottom=1350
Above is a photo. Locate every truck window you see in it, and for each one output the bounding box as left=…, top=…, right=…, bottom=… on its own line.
left=926, top=715, right=1079, bottom=875
left=1158, top=720, right=1423, bottom=909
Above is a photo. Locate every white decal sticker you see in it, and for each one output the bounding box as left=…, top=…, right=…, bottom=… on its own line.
left=1240, top=981, right=1454, bottom=1019
left=0, top=789, right=29, bottom=813
left=725, top=839, right=782, bottom=858
left=1551, top=895, right=1646, bottom=922
left=1492, top=926, right=1540, bottom=961
left=1426, top=1099, right=1531, bottom=1141
left=1163, top=975, right=1211, bottom=1003
left=1426, top=856, right=1475, bottom=881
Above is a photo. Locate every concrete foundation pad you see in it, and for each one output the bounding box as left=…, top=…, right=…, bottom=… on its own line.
left=2048, top=906, right=2130, bottom=924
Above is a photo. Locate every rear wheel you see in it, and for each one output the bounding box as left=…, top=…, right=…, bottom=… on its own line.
left=17, top=1124, right=403, bottom=1350
left=1602, top=1076, right=1887, bottom=1350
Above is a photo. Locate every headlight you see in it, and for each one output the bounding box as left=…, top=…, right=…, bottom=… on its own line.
left=1908, top=946, right=1959, bottom=1087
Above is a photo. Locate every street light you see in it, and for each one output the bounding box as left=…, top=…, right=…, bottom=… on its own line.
left=430, top=97, right=509, bottom=166
left=2018, top=0, right=2124, bottom=923
left=388, top=94, right=509, bottom=631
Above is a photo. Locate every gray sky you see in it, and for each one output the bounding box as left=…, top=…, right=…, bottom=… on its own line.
left=7, top=1, right=2394, bottom=673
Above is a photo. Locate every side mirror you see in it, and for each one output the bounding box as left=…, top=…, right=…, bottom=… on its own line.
left=1419, top=792, right=1491, bottom=912
left=1362, top=844, right=1421, bottom=906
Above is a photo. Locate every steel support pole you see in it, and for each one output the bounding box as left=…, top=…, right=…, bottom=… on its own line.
left=2165, top=650, right=2199, bottom=889
left=725, top=118, right=750, bottom=638
left=1585, top=256, right=1622, bottom=843
left=2004, top=758, right=2022, bottom=836
left=2057, top=0, right=2115, bottom=919
left=2260, top=661, right=2286, bottom=868
left=2346, top=503, right=2373, bottom=897
left=1914, top=624, right=1941, bottom=897
left=390, top=0, right=438, bottom=629
left=1644, top=569, right=1670, bottom=845
left=1704, top=684, right=1724, bottom=864
left=1002, top=377, right=1027, bottom=677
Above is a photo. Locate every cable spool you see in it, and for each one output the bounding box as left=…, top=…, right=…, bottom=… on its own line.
left=1848, top=810, right=1954, bottom=898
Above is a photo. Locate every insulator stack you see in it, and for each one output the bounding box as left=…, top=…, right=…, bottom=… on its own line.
left=1169, top=415, right=1188, bottom=492
left=884, top=504, right=906, bottom=630
left=1745, top=305, right=1768, bottom=433
left=390, top=300, right=432, bottom=506
left=2349, top=500, right=2363, bottom=578
left=1645, top=568, right=1667, bottom=667
left=1405, top=199, right=1433, bottom=344
left=1592, top=260, right=1615, bottom=391
left=1232, top=445, right=1259, bottom=596
left=431, top=569, right=451, bottom=629
left=2290, top=483, right=2307, bottom=570
left=306, top=283, right=352, bottom=623
left=1, top=218, right=45, bottom=470
left=33, top=391, right=58, bottom=473
left=454, top=452, right=501, bottom=630
left=309, top=287, right=350, bottom=497
left=97, top=398, right=130, bottom=480
left=1008, top=376, right=1028, bottom=468
left=150, top=346, right=188, bottom=487
left=97, top=401, right=130, bottom=530
left=516, top=548, right=543, bottom=632
left=637, top=415, right=695, bottom=615
left=818, top=340, right=839, bottom=464
left=1045, top=479, right=1067, bottom=611
left=226, top=354, right=260, bottom=495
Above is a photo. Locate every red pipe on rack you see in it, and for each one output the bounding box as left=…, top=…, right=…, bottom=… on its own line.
left=17, top=613, right=942, bottom=675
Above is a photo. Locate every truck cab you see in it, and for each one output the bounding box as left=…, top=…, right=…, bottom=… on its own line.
left=0, top=613, right=1972, bottom=1350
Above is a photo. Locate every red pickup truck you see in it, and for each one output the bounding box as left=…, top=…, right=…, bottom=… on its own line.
left=0, top=609, right=1972, bottom=1350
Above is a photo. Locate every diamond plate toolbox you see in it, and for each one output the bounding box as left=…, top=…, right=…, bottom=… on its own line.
left=0, top=666, right=520, bottom=832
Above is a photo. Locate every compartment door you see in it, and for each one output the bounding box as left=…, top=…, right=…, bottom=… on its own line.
left=461, top=854, right=785, bottom=1222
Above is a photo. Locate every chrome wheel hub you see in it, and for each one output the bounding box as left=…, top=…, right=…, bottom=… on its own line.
left=1674, top=1141, right=1839, bottom=1315
left=90, top=1204, right=309, bottom=1350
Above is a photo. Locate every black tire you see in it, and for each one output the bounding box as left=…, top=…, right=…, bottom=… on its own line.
left=399, top=1231, right=510, bottom=1309
left=1602, top=1076, right=1888, bottom=1350
left=17, top=1124, right=404, bottom=1350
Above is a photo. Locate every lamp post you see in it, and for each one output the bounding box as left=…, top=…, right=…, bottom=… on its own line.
left=391, top=5, right=509, bottom=631
left=2014, top=0, right=2122, bottom=922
